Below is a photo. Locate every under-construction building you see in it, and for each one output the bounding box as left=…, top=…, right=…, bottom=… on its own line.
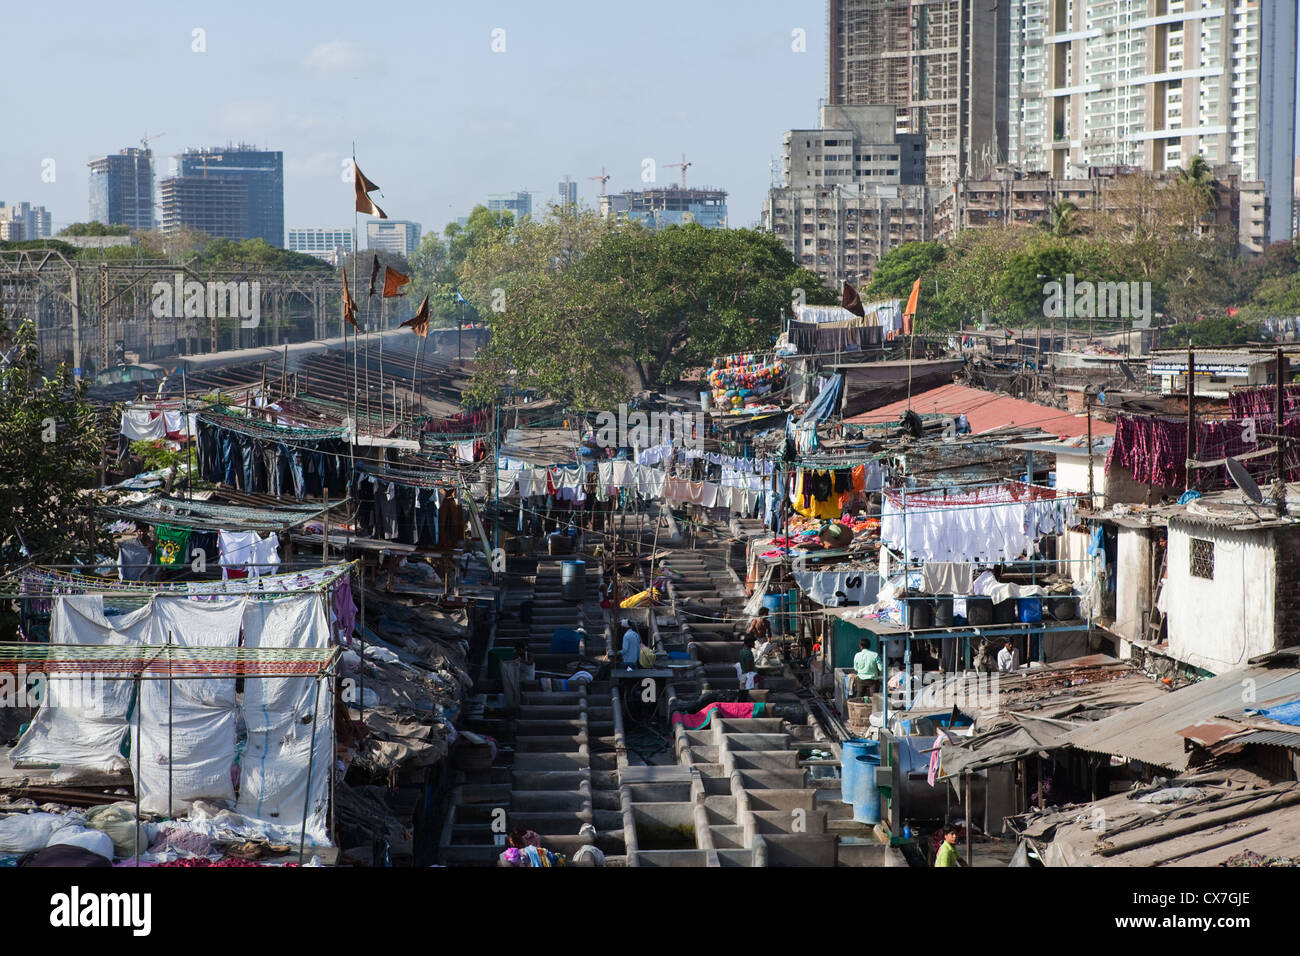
left=827, top=0, right=1011, bottom=184
left=598, top=187, right=728, bottom=230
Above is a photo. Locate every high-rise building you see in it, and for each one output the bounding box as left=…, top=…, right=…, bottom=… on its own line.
left=557, top=177, right=578, bottom=210
left=288, top=227, right=354, bottom=263
left=159, top=144, right=284, bottom=245
left=599, top=187, right=729, bottom=230
left=1008, top=0, right=1297, bottom=244
left=366, top=220, right=421, bottom=257
left=0, top=202, right=53, bottom=241
left=487, top=191, right=532, bottom=219
left=764, top=105, right=936, bottom=287
left=827, top=0, right=1011, bottom=184
left=88, top=147, right=154, bottom=230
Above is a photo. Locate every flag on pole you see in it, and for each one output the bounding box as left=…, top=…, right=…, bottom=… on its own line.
left=341, top=269, right=359, bottom=329
left=903, top=277, right=921, bottom=334
left=399, top=295, right=430, bottom=337
left=367, top=253, right=381, bottom=296
left=382, top=267, right=411, bottom=298
left=841, top=281, right=866, bottom=318
left=354, top=160, right=387, bottom=219
left=455, top=290, right=467, bottom=305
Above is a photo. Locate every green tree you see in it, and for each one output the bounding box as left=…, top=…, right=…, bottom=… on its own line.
left=58, top=221, right=131, bottom=237
left=0, top=317, right=109, bottom=568
left=1044, top=200, right=1081, bottom=238
left=864, top=241, right=945, bottom=299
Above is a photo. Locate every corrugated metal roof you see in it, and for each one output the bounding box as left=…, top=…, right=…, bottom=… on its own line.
left=1240, top=730, right=1300, bottom=748
left=844, top=383, right=1116, bottom=439
left=1063, top=663, right=1300, bottom=770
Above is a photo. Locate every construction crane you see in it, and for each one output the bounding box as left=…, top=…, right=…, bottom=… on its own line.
left=588, top=167, right=610, bottom=196
left=664, top=153, right=692, bottom=188
left=140, top=131, right=164, bottom=153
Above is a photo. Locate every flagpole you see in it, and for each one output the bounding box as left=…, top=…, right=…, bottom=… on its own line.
left=379, top=299, right=386, bottom=432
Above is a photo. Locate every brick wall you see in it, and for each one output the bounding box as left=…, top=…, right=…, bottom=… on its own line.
left=1274, top=526, right=1300, bottom=648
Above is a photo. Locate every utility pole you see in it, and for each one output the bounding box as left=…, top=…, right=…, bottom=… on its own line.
left=1277, top=346, right=1288, bottom=515
left=1185, top=343, right=1195, bottom=492
left=1086, top=389, right=1095, bottom=507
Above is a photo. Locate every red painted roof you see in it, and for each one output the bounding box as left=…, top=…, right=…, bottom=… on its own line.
left=844, top=383, right=1116, bottom=439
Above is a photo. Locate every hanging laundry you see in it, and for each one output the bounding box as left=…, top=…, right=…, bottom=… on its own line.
left=155, top=524, right=191, bottom=568
left=217, top=530, right=280, bottom=579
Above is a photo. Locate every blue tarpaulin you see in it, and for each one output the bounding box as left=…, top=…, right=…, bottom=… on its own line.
left=796, top=373, right=843, bottom=428
left=1254, top=698, right=1300, bottom=726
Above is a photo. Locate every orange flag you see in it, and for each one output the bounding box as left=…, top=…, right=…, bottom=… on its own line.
left=354, top=160, right=387, bottom=219
left=400, top=295, right=430, bottom=337
left=903, top=277, right=921, bottom=334
left=341, top=269, right=359, bottom=329
left=382, top=267, right=410, bottom=298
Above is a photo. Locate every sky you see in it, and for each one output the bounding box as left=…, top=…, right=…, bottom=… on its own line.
left=1, top=0, right=828, bottom=237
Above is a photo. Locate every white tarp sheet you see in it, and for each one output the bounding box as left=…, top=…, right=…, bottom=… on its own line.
left=237, top=595, right=332, bottom=844
left=132, top=595, right=247, bottom=815
left=9, top=596, right=145, bottom=776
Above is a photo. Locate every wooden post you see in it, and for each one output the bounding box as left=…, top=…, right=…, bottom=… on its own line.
left=964, top=770, right=973, bottom=865
left=1185, top=344, right=1195, bottom=491
left=1086, top=392, right=1094, bottom=507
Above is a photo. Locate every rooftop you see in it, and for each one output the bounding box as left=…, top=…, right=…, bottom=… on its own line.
left=845, top=383, right=1116, bottom=440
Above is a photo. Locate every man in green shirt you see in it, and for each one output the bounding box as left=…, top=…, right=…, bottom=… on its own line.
left=853, top=637, right=881, bottom=697
left=934, top=825, right=965, bottom=867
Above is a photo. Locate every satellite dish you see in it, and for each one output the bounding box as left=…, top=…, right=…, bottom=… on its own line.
left=1226, top=457, right=1263, bottom=504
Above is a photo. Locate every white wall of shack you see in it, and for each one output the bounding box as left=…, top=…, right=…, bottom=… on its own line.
left=1055, top=454, right=1106, bottom=509
left=1165, top=521, right=1275, bottom=674
left=1113, top=527, right=1151, bottom=644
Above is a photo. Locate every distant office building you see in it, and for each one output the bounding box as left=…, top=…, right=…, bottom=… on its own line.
left=366, top=219, right=421, bottom=257
left=159, top=144, right=284, bottom=245
left=0, top=202, right=53, bottom=241
left=88, top=147, right=154, bottom=230
left=487, top=191, right=532, bottom=219
left=557, top=177, right=578, bottom=210
left=1008, top=0, right=1297, bottom=244
left=599, top=186, right=729, bottom=230
left=289, top=227, right=354, bottom=263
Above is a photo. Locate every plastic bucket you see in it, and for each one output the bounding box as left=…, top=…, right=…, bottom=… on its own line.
left=852, top=754, right=882, bottom=824
left=561, top=560, right=586, bottom=602
left=762, top=592, right=785, bottom=635
left=905, top=597, right=933, bottom=630
left=932, top=596, right=954, bottom=628
left=550, top=628, right=583, bottom=654
left=840, top=739, right=879, bottom=804
left=965, top=596, right=993, bottom=626
left=1018, top=597, right=1043, bottom=623
left=700, top=391, right=713, bottom=411
left=487, top=647, right=516, bottom=679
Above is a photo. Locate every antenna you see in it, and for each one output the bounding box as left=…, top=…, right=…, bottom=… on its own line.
left=664, top=153, right=693, bottom=188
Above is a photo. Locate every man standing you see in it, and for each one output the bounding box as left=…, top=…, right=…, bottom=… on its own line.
left=619, top=618, right=641, bottom=669
left=997, top=639, right=1020, bottom=674
left=745, top=606, right=772, bottom=643
left=853, top=636, right=882, bottom=697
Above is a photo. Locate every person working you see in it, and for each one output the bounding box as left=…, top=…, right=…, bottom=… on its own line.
left=934, top=825, right=966, bottom=867
left=746, top=606, right=772, bottom=643
left=737, top=635, right=759, bottom=690
left=853, top=636, right=882, bottom=697
left=997, top=639, right=1020, bottom=674
left=619, top=618, right=641, bottom=669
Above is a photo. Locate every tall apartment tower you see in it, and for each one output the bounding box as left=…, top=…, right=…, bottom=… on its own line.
left=88, top=147, right=155, bottom=230
left=160, top=144, right=284, bottom=245
left=557, top=177, right=578, bottom=210
left=827, top=0, right=1011, bottom=184
left=1009, top=0, right=1297, bottom=244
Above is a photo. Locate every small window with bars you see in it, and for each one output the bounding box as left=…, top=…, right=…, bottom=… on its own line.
left=1190, top=538, right=1214, bottom=580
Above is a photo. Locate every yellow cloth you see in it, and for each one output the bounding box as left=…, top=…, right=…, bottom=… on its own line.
left=620, top=587, right=661, bottom=608
left=790, top=470, right=841, bottom=520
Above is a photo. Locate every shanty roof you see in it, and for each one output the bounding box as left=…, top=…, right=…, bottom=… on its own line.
left=844, top=383, right=1116, bottom=439
left=1062, top=653, right=1300, bottom=771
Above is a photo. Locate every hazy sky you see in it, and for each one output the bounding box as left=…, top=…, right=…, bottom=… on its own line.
left=2, top=0, right=827, bottom=236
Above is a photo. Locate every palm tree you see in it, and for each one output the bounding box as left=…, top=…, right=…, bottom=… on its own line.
left=1045, top=200, right=1080, bottom=237
left=1177, top=155, right=1219, bottom=221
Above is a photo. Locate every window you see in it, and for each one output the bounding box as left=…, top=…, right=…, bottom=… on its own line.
left=1190, top=538, right=1214, bottom=579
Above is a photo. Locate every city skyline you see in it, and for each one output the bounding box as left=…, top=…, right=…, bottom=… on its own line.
left=0, top=0, right=827, bottom=238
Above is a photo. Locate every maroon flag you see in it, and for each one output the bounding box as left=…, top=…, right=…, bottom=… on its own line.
left=382, top=267, right=411, bottom=298
left=841, top=281, right=866, bottom=318
left=399, top=295, right=430, bottom=338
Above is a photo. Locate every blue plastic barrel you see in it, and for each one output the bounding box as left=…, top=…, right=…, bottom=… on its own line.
left=852, top=753, right=882, bottom=824
left=1018, top=597, right=1043, bottom=623
left=561, top=560, right=586, bottom=602
left=840, top=739, right=879, bottom=804
left=762, top=592, right=784, bottom=635
left=550, top=627, right=583, bottom=654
